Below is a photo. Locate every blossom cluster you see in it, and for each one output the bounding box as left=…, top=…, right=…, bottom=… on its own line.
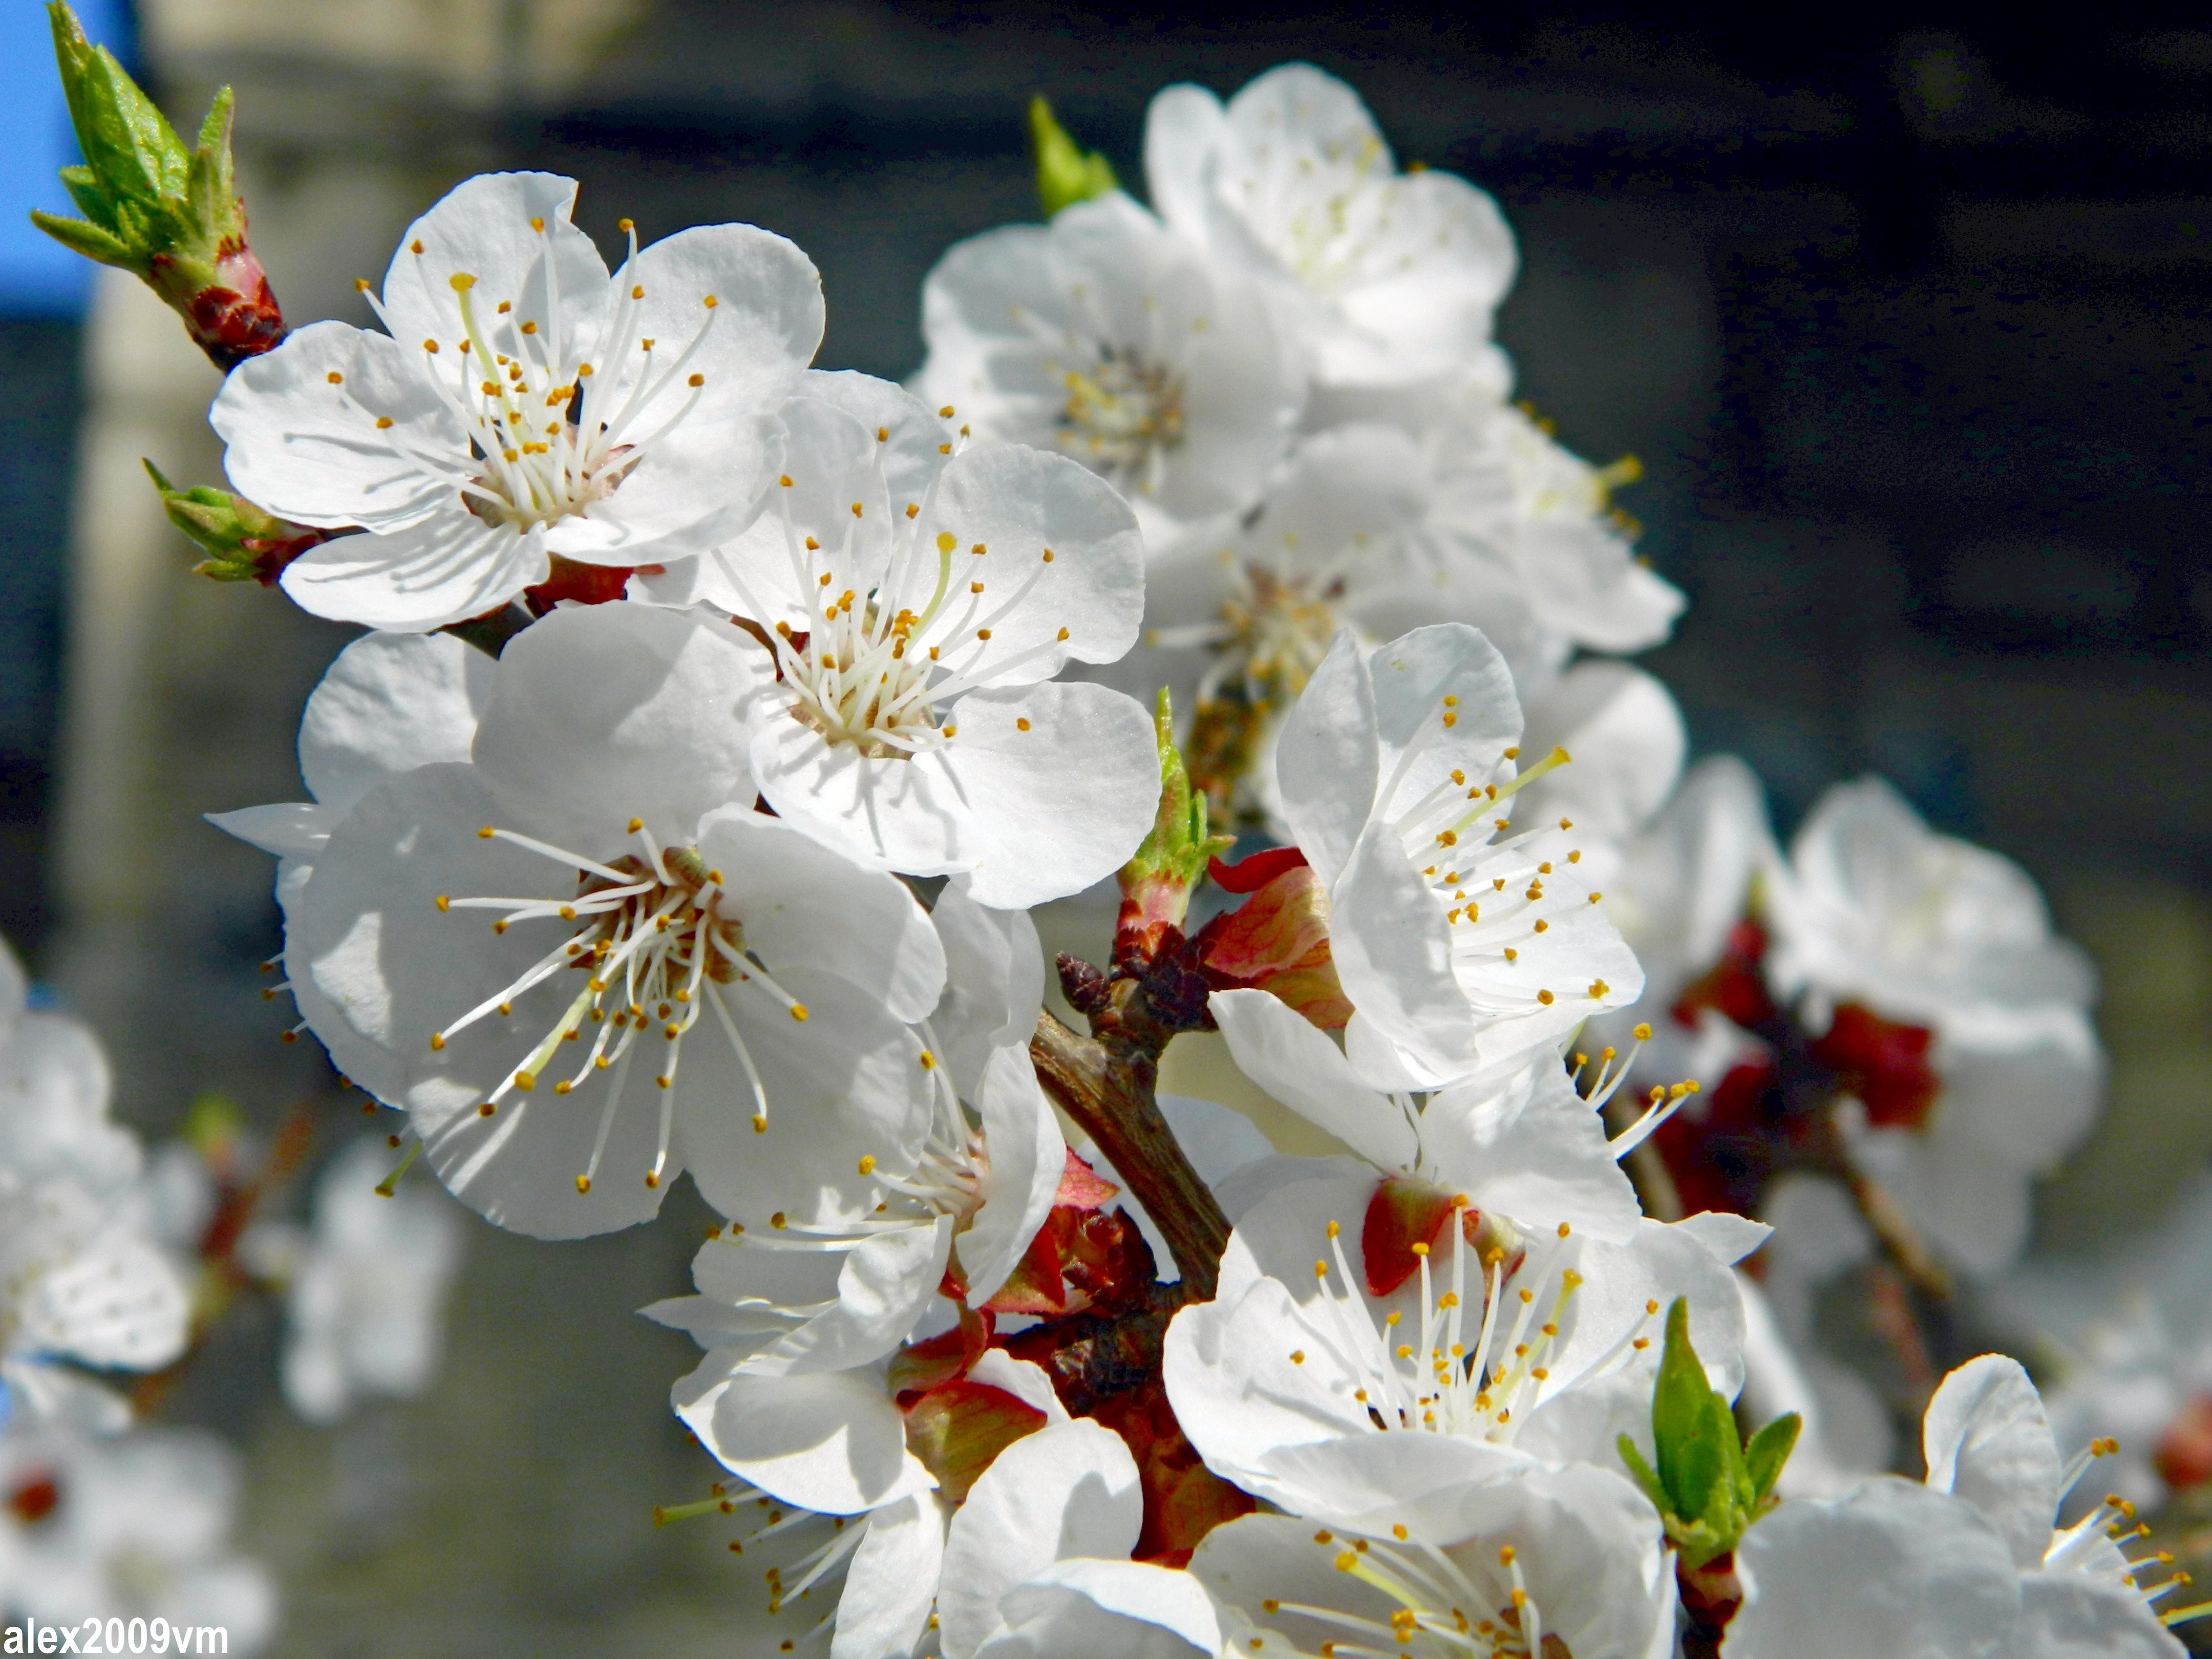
left=26, top=22, right=2209, bottom=1657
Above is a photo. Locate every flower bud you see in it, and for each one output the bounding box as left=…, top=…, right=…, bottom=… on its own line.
left=34, top=4, right=284, bottom=368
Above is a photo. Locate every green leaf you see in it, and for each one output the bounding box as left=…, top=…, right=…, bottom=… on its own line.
left=1617, top=1433, right=1669, bottom=1515
left=1651, top=1301, right=1730, bottom=1512
left=185, top=85, right=237, bottom=232
left=29, top=208, right=130, bottom=266
left=51, top=4, right=189, bottom=212
left=1745, top=1411, right=1803, bottom=1506
left=1029, top=95, right=1118, bottom=217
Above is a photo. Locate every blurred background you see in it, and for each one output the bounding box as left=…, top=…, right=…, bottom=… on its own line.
left=2, top=0, right=2209, bottom=1651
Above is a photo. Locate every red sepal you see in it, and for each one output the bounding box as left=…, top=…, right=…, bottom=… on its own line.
left=1810, top=1003, right=1940, bottom=1130
left=525, top=555, right=636, bottom=614
left=2158, top=1394, right=2212, bottom=1492
left=902, top=1380, right=1048, bottom=1504
left=1207, top=845, right=1308, bottom=893
left=1360, top=1176, right=1459, bottom=1297
left=885, top=1303, right=994, bottom=1405
left=1054, top=1148, right=1121, bottom=1211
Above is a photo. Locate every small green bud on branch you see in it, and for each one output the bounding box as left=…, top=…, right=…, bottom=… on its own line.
left=36, top=3, right=283, bottom=368
left=144, top=461, right=325, bottom=585
left=1618, top=1299, right=1799, bottom=1571
left=1116, top=688, right=1234, bottom=963
left=1029, top=95, right=1118, bottom=218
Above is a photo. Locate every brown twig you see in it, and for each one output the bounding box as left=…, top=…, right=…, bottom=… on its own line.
left=1030, top=1009, right=1231, bottom=1301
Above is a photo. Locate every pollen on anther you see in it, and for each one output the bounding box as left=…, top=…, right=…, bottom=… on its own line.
left=478, top=1102, right=496, bottom=1117
left=752, top=1114, right=768, bottom=1134
left=326, top=371, right=344, bottom=385
left=1056, top=627, right=1070, bottom=641
left=1537, top=990, right=1555, bottom=1005
left=423, top=339, right=440, bottom=353
left=905, top=503, right=919, bottom=518
left=704, top=295, right=718, bottom=309
left=688, top=373, right=705, bottom=388
left=529, top=216, right=545, bottom=231
left=1016, top=718, right=1031, bottom=732
left=789, top=1004, right=809, bottom=1023
left=939, top=405, right=955, bottom=417
left=376, top=416, right=394, bottom=429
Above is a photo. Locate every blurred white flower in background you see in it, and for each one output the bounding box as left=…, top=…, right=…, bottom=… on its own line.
left=0, top=1424, right=278, bottom=1653
left=238, top=1137, right=464, bottom=1426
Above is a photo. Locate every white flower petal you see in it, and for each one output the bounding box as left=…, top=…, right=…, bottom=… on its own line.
left=961, top=1046, right=1067, bottom=1306
left=929, top=884, right=1046, bottom=1099
left=832, top=1494, right=947, bottom=1659
left=212, top=323, right=462, bottom=531
left=937, top=1419, right=1143, bottom=1659
left=299, top=630, right=495, bottom=812
left=277, top=509, right=548, bottom=633
left=1727, top=1478, right=2022, bottom=1659
left=472, top=602, right=766, bottom=856
left=1273, top=627, right=1379, bottom=890
left=1207, top=988, right=1416, bottom=1171
left=680, top=1360, right=934, bottom=1516
left=1923, top=1354, right=2065, bottom=1571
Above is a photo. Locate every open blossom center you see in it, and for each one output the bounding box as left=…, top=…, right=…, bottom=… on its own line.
left=1305, top=1209, right=1650, bottom=1449
left=728, top=472, right=1070, bottom=760
left=433, top=820, right=809, bottom=1190
left=781, top=593, right=952, bottom=760
left=1056, top=346, right=1185, bottom=479
left=1219, top=566, right=1341, bottom=706
left=362, top=220, right=721, bottom=535
left=1292, top=1526, right=1571, bottom=1658
left=1382, top=699, right=1619, bottom=1023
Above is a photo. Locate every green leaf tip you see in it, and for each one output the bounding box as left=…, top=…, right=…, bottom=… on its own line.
left=1030, top=95, right=1118, bottom=218
left=1621, top=1297, right=1800, bottom=1570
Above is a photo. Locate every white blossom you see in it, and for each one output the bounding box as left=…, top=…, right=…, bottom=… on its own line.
left=1144, top=64, right=1517, bottom=392
left=212, top=172, right=822, bottom=630
left=913, top=190, right=1305, bottom=535
left=265, top=1137, right=464, bottom=1424
left=0, top=951, right=186, bottom=1432
left=1163, top=1157, right=1749, bottom=1521
left=1768, top=778, right=2104, bottom=1274
left=1272, top=624, right=1642, bottom=1088
left=650, top=371, right=1160, bottom=909
left=0, top=1425, right=278, bottom=1650
left=232, top=603, right=942, bottom=1238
